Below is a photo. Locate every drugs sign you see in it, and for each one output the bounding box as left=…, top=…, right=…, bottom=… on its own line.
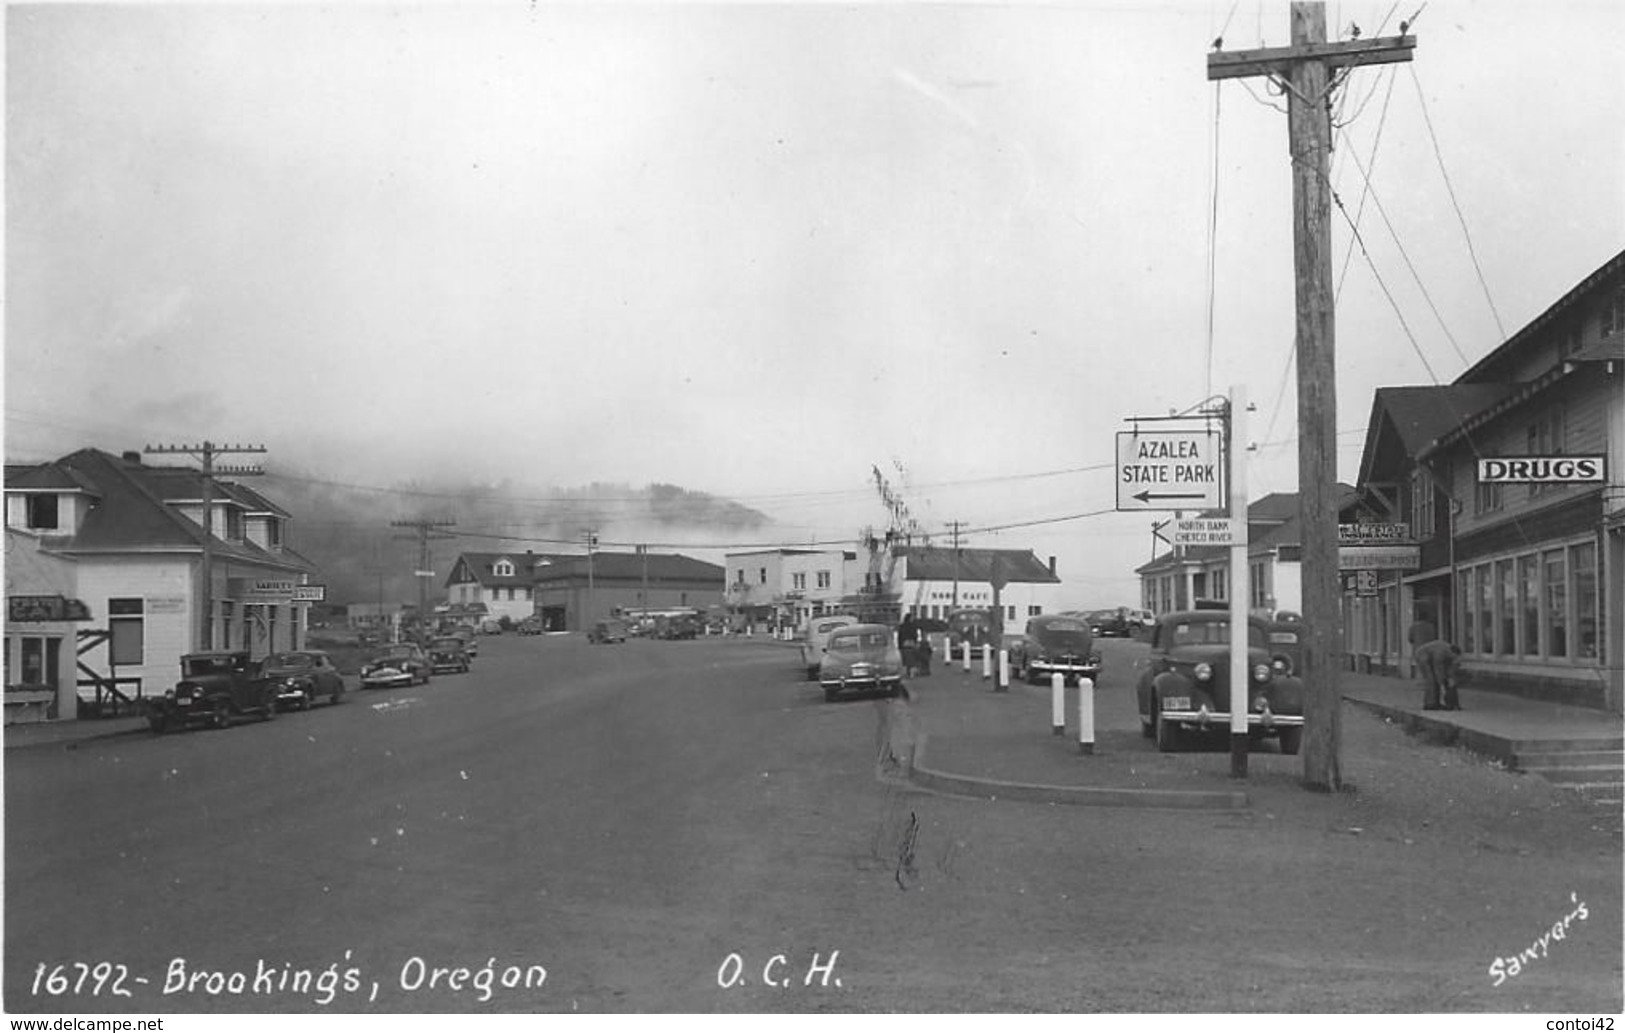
left=1477, top=456, right=1605, bottom=484
left=1115, top=430, right=1223, bottom=511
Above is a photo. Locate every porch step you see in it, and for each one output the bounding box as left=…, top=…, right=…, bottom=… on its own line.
left=1510, top=749, right=1624, bottom=788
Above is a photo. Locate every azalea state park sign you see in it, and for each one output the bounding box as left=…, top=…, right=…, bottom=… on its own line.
left=1115, top=429, right=1224, bottom=511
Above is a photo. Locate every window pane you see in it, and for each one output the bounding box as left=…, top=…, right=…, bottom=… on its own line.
left=1544, top=550, right=1567, bottom=658
left=110, top=618, right=144, bottom=665
left=1572, top=542, right=1598, bottom=661
left=1496, top=560, right=1515, bottom=656
left=1518, top=556, right=1540, bottom=655
left=1458, top=570, right=1475, bottom=653
left=1477, top=566, right=1494, bottom=656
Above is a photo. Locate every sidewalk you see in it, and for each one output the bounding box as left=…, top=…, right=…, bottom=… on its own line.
left=4, top=713, right=150, bottom=750
left=896, top=658, right=1623, bottom=808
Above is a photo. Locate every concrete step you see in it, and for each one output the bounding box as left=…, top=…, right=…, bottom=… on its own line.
left=1513, top=749, right=1625, bottom=772
left=1525, top=767, right=1624, bottom=787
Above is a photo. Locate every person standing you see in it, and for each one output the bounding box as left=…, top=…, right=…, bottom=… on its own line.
left=1414, top=638, right=1463, bottom=711
left=898, top=613, right=924, bottom=677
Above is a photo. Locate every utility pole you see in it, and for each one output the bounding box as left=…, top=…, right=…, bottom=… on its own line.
left=947, top=520, right=965, bottom=608
left=582, top=527, right=599, bottom=630
left=1208, top=2, right=1415, bottom=791
left=637, top=543, right=649, bottom=613
left=391, top=517, right=456, bottom=637
left=145, top=441, right=266, bottom=651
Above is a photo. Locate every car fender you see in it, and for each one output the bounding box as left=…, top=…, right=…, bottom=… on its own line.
left=1151, top=671, right=1215, bottom=712
left=1263, top=673, right=1305, bottom=715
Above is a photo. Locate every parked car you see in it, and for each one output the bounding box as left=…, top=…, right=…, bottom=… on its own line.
left=480, top=618, right=503, bottom=635
left=425, top=636, right=472, bottom=674
left=1010, top=614, right=1102, bottom=685
left=1088, top=608, right=1135, bottom=638
left=147, top=651, right=277, bottom=732
left=655, top=613, right=702, bottom=640
left=818, top=623, right=905, bottom=702
left=261, top=650, right=347, bottom=710
left=517, top=617, right=544, bottom=635
left=1134, top=609, right=1305, bottom=754
left=588, top=619, right=629, bottom=644
left=945, top=608, right=996, bottom=660
left=360, top=643, right=432, bottom=689
left=1265, top=619, right=1304, bottom=677
left=453, top=626, right=479, bottom=659
left=800, top=614, right=859, bottom=680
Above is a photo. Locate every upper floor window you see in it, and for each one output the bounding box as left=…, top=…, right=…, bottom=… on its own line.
left=265, top=517, right=283, bottom=548
left=816, top=570, right=831, bottom=589
left=1602, top=286, right=1625, bottom=339
left=792, top=572, right=806, bottom=591
left=1474, top=479, right=1502, bottom=515
left=223, top=506, right=243, bottom=540
left=1528, top=407, right=1567, bottom=498
left=1411, top=468, right=1436, bottom=539
left=25, top=493, right=59, bottom=531
left=494, top=559, right=515, bottom=578
left=759, top=568, right=767, bottom=585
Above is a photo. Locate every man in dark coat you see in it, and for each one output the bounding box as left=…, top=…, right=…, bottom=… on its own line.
left=1414, top=639, right=1462, bottom=711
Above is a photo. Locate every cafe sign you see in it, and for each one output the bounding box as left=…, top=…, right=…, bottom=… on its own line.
left=7, top=595, right=93, bottom=622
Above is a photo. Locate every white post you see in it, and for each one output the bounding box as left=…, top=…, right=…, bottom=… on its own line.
left=1077, top=677, right=1095, bottom=755
left=961, top=639, right=970, bottom=672
left=981, top=647, right=992, bottom=681
left=1229, top=382, right=1251, bottom=777
left=1051, top=672, right=1065, bottom=736
left=997, top=648, right=1009, bottom=692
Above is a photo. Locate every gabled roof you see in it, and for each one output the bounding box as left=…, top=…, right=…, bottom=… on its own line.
left=4, top=448, right=313, bottom=572
left=896, top=547, right=1059, bottom=585
left=1457, top=247, right=1625, bottom=384
left=4, top=462, right=101, bottom=494
left=1356, top=384, right=1518, bottom=485
left=448, top=552, right=563, bottom=588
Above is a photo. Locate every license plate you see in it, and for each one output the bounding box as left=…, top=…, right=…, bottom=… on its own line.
left=1161, top=696, right=1190, bottom=711
left=177, top=697, right=190, bottom=706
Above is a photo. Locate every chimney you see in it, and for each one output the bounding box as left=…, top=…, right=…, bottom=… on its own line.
left=1047, top=556, right=1056, bottom=576
left=122, top=451, right=141, bottom=464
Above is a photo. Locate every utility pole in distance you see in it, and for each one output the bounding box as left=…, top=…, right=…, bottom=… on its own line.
left=145, top=441, right=266, bottom=651
left=947, top=520, right=965, bottom=609
left=1208, top=2, right=1415, bottom=791
left=391, top=517, right=456, bottom=636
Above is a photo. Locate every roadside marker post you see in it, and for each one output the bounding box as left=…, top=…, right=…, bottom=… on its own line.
left=981, top=648, right=992, bottom=681
left=1077, top=677, right=1096, bottom=755
left=961, top=640, right=970, bottom=673
left=1051, top=673, right=1065, bottom=735
left=996, top=649, right=1009, bottom=692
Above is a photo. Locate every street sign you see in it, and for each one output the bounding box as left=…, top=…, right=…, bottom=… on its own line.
left=291, top=585, right=326, bottom=602
left=1337, top=545, right=1420, bottom=570
left=1477, top=455, right=1605, bottom=484
left=1337, top=522, right=1412, bottom=544
left=1115, top=429, right=1223, bottom=511
left=414, top=570, right=436, bottom=577
left=1172, top=517, right=1237, bottom=546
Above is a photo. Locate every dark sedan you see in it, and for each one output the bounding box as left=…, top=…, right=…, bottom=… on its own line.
left=1010, top=614, right=1102, bottom=685
left=261, top=650, right=347, bottom=710
left=1134, top=609, right=1305, bottom=754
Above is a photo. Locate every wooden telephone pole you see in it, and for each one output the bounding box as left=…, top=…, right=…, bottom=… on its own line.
left=144, top=441, right=266, bottom=651
left=391, top=517, right=457, bottom=634
left=1207, top=3, right=1415, bottom=791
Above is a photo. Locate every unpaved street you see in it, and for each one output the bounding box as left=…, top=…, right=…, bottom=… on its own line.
left=5, top=634, right=1619, bottom=1013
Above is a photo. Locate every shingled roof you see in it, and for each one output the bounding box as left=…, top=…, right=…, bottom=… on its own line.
left=530, top=552, right=725, bottom=584
left=897, top=546, right=1059, bottom=585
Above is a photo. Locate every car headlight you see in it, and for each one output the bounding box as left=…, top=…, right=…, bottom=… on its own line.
left=1252, top=694, right=1268, bottom=712
left=1193, top=662, right=1212, bottom=681
left=1254, top=663, right=1272, bottom=682
left=165, top=688, right=176, bottom=700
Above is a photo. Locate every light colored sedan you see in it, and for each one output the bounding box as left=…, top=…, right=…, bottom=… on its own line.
left=818, top=623, right=905, bottom=702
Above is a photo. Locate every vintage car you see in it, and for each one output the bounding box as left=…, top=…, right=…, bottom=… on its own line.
left=1265, top=619, right=1305, bottom=677
left=261, top=650, right=347, bottom=710
left=454, top=625, right=480, bottom=658
left=147, top=651, right=278, bottom=732
left=587, top=619, right=629, bottom=644
left=800, top=614, right=859, bottom=680
left=1010, top=614, right=1102, bottom=685
left=517, top=616, right=545, bottom=635
left=425, top=636, right=472, bottom=674
left=1086, top=608, right=1135, bottom=638
left=945, top=608, right=997, bottom=661
left=1135, top=609, right=1305, bottom=754
left=818, top=623, right=905, bottom=702
left=360, top=643, right=432, bottom=689
left=655, top=613, right=703, bottom=640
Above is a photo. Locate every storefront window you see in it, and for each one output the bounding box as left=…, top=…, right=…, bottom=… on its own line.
left=1477, top=566, right=1494, bottom=657
left=1544, top=550, right=1567, bottom=658
left=1518, top=556, right=1540, bottom=655
left=1572, top=542, right=1598, bottom=660
left=1496, top=560, right=1515, bottom=655
left=1458, top=569, right=1475, bottom=653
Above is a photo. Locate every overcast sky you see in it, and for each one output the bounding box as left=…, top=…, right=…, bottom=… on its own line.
left=5, top=1, right=1623, bottom=606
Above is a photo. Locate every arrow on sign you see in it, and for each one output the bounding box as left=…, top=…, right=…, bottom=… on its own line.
left=1132, top=490, right=1210, bottom=504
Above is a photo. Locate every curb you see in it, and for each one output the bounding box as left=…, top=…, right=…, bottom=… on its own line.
left=4, top=722, right=150, bottom=751
left=905, top=731, right=1251, bottom=811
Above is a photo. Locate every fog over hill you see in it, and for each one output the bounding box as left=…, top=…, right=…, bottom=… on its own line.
left=261, top=469, right=774, bottom=609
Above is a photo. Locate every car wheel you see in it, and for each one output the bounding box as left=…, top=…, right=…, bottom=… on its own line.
left=210, top=701, right=230, bottom=730
left=806, top=666, right=819, bottom=682
left=1278, top=726, right=1303, bottom=755
left=1153, top=705, right=1180, bottom=752
left=301, top=690, right=314, bottom=711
